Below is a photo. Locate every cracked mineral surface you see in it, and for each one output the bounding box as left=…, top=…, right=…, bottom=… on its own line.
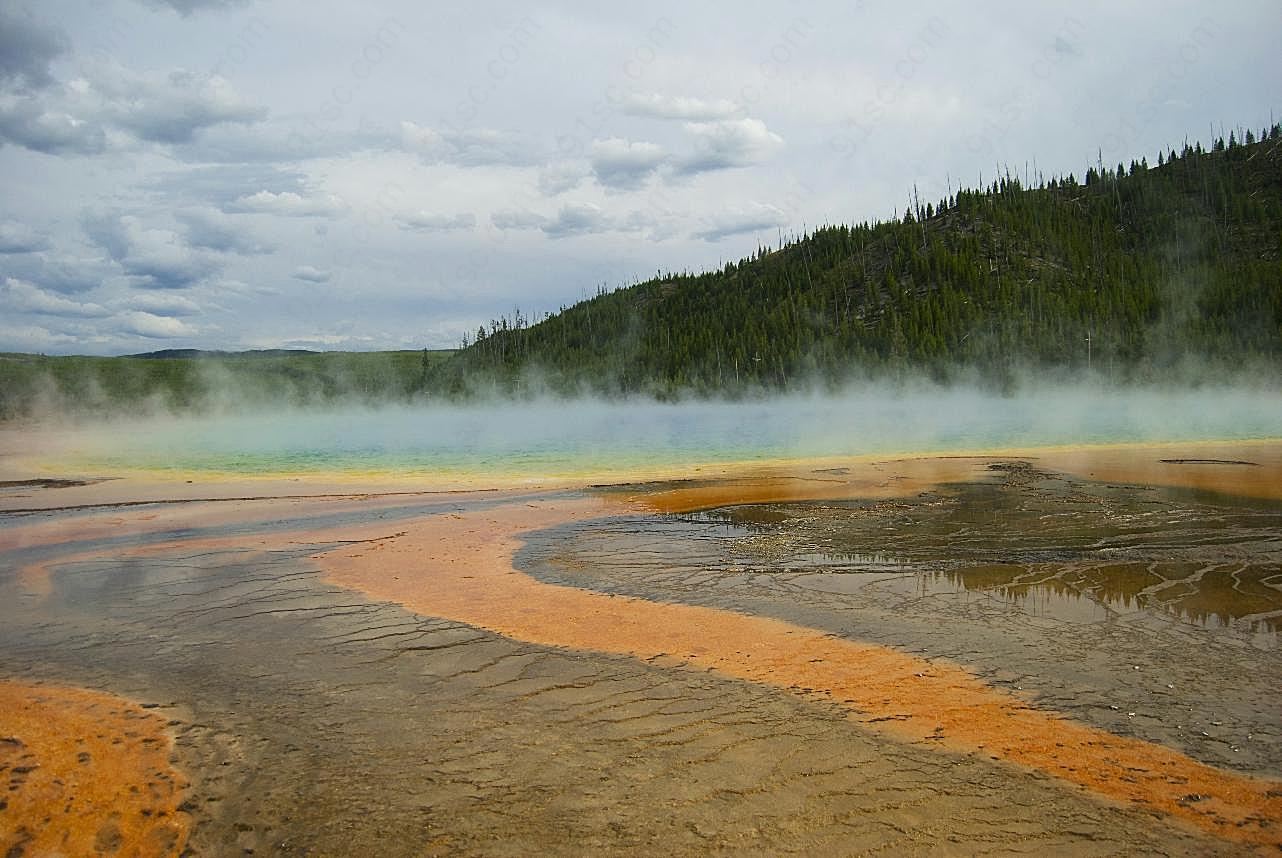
left=1, top=444, right=1279, bottom=855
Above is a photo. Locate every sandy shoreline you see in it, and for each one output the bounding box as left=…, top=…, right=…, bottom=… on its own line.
left=2, top=438, right=1281, bottom=854
left=4, top=436, right=1282, bottom=512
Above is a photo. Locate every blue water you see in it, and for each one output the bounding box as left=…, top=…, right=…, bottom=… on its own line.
left=51, top=387, right=1282, bottom=476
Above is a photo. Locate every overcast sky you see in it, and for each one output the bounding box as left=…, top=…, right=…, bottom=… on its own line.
left=0, top=0, right=1277, bottom=354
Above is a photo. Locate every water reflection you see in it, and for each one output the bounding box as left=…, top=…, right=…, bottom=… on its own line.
left=687, top=471, right=1282, bottom=645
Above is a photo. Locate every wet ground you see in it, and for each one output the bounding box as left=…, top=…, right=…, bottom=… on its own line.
left=538, top=462, right=1282, bottom=781
left=1, top=449, right=1280, bottom=855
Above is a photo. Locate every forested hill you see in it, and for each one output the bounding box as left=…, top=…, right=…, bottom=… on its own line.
left=433, top=124, right=1282, bottom=396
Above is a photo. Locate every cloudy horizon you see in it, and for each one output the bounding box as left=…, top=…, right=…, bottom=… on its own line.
left=0, top=0, right=1277, bottom=355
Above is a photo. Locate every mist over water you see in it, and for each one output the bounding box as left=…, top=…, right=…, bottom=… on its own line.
left=17, top=384, right=1281, bottom=478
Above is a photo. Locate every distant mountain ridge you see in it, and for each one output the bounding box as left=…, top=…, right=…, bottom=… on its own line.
left=432, top=124, right=1282, bottom=396
left=126, top=349, right=320, bottom=359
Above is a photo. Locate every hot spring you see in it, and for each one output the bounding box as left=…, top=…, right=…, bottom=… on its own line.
left=15, top=385, right=1281, bottom=479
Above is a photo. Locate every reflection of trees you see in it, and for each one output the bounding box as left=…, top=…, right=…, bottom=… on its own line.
left=693, top=476, right=1282, bottom=637
left=930, top=561, right=1280, bottom=632
left=1163, top=565, right=1282, bottom=631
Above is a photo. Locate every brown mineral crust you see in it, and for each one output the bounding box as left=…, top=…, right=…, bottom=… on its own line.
left=630, top=457, right=995, bottom=513
left=3, top=489, right=534, bottom=597
left=317, top=493, right=1282, bottom=849
left=632, top=442, right=1282, bottom=514
left=1035, top=441, right=1282, bottom=502
left=0, top=681, right=190, bottom=857
left=8, top=442, right=1281, bottom=851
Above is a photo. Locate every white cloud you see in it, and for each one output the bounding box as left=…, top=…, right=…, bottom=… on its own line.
left=0, top=219, right=50, bottom=253
left=225, top=190, right=344, bottom=217
left=622, top=92, right=741, bottom=121
left=126, top=291, right=203, bottom=316
left=2, top=252, right=112, bottom=294
left=538, top=161, right=589, bottom=196
left=492, top=208, right=549, bottom=231
left=0, top=92, right=108, bottom=154
left=82, top=210, right=220, bottom=289
left=0, top=277, right=109, bottom=316
left=176, top=208, right=274, bottom=254
left=92, top=64, right=266, bottom=144
left=0, top=7, right=68, bottom=89
left=117, top=310, right=196, bottom=338
left=140, top=0, right=251, bottom=16
left=400, top=121, right=441, bottom=150
left=292, top=265, right=331, bottom=283
left=210, top=277, right=273, bottom=297
left=0, top=59, right=265, bottom=154
left=0, top=323, right=80, bottom=351
left=692, top=202, right=790, bottom=242
left=400, top=121, right=539, bottom=167
left=491, top=202, right=658, bottom=240
left=147, top=163, right=307, bottom=208
left=589, top=138, right=666, bottom=191
left=542, top=202, right=611, bottom=238
left=394, top=211, right=477, bottom=232
left=677, top=118, right=784, bottom=174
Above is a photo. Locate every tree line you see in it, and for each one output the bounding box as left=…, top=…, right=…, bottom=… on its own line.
left=432, top=123, right=1282, bottom=396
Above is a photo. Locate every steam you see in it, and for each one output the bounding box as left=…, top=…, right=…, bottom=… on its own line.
left=0, top=353, right=430, bottom=424
left=6, top=336, right=1282, bottom=429
left=7, top=380, right=1280, bottom=479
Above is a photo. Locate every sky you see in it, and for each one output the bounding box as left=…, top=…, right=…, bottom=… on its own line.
left=0, top=0, right=1278, bottom=355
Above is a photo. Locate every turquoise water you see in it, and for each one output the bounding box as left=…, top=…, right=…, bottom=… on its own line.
left=46, top=387, right=1282, bottom=476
